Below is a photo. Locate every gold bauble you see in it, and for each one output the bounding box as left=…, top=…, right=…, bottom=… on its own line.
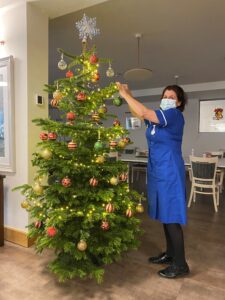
left=77, top=240, right=87, bottom=251
left=118, top=140, right=126, bottom=149
left=95, top=155, right=105, bottom=164
left=53, top=89, right=63, bottom=101
left=21, top=200, right=29, bottom=209
left=136, top=203, right=144, bottom=213
left=33, top=183, right=44, bottom=195
left=110, top=177, right=118, bottom=185
left=41, top=148, right=52, bottom=160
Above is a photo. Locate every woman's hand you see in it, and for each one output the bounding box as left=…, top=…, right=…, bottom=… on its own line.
left=116, top=82, right=132, bottom=99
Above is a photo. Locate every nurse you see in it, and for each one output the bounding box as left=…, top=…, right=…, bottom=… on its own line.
left=116, top=83, right=189, bottom=278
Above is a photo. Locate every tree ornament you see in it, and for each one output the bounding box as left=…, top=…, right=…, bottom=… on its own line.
left=66, top=112, right=76, bottom=121
left=66, top=70, right=74, bottom=78
left=33, top=182, right=44, bottom=195
left=21, top=200, right=29, bottom=209
left=105, top=202, right=114, bottom=213
left=123, top=136, right=131, bottom=144
left=34, top=220, right=42, bottom=229
left=113, top=97, right=123, bottom=106
left=77, top=92, right=86, bottom=101
left=53, top=90, right=63, bottom=101
left=98, top=105, right=107, bottom=114
left=119, top=172, right=128, bottom=182
left=106, top=63, right=115, bottom=77
left=92, top=72, right=100, bottom=82
left=101, top=220, right=110, bottom=231
left=58, top=53, right=67, bottom=70
left=94, top=140, right=104, bottom=151
left=47, top=226, right=57, bottom=237
left=92, top=112, right=100, bottom=122
left=89, top=54, right=98, bottom=64
left=41, top=148, right=52, bottom=160
left=89, top=177, right=98, bottom=187
left=50, top=98, right=59, bottom=107
left=110, top=176, right=118, bottom=186
left=62, top=177, right=72, bottom=187
left=136, top=202, right=144, bottom=213
left=77, top=240, right=87, bottom=251
left=109, top=140, right=118, bottom=148
left=39, top=132, right=48, bottom=141
left=68, top=141, right=77, bottom=150
left=113, top=119, right=121, bottom=127
left=95, top=155, right=105, bottom=164
left=118, top=140, right=126, bottom=149
left=48, top=132, right=57, bottom=140
left=76, top=14, right=100, bottom=42
left=126, top=208, right=133, bottom=218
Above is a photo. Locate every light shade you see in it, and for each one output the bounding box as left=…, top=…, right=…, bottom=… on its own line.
left=123, top=67, right=152, bottom=81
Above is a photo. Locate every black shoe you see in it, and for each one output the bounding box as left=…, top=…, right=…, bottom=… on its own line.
left=148, top=252, right=173, bottom=264
left=158, top=263, right=190, bottom=279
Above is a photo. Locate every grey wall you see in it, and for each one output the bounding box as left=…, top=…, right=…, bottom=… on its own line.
left=102, top=89, right=225, bottom=158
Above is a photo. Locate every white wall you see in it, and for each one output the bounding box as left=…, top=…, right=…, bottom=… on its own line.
left=1, top=1, right=48, bottom=231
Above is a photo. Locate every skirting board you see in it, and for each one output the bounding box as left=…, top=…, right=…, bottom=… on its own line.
left=4, top=226, right=35, bottom=248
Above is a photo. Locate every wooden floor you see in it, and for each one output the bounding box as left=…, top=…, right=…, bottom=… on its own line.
left=1, top=177, right=225, bottom=300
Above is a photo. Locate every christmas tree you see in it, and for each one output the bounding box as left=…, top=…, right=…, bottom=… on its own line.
left=15, top=14, right=143, bottom=283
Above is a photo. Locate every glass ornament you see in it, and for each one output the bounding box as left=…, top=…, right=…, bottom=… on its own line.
left=58, top=54, right=67, bottom=70
left=106, top=64, right=115, bottom=77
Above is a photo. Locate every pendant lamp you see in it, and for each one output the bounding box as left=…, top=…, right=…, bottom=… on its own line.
left=123, top=33, right=152, bottom=81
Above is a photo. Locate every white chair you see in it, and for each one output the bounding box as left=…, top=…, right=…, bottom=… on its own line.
left=188, top=156, right=219, bottom=212
left=131, top=163, right=147, bottom=184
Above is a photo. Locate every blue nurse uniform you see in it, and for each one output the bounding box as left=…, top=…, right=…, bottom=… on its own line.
left=145, top=108, right=187, bottom=225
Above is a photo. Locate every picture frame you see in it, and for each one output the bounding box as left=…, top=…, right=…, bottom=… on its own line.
left=0, top=56, right=15, bottom=172
left=126, top=117, right=142, bottom=130
left=199, top=99, right=225, bottom=133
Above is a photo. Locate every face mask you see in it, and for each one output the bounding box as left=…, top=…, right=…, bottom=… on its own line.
left=160, top=98, right=176, bottom=111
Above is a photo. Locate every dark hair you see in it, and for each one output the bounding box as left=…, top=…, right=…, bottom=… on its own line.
left=161, top=85, right=187, bottom=112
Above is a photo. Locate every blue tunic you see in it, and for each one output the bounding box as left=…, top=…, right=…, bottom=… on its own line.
left=145, top=108, right=187, bottom=225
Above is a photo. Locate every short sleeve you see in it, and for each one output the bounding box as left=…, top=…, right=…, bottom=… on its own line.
left=155, top=108, right=180, bottom=127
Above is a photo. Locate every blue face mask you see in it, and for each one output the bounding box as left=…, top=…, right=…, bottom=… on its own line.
left=160, top=98, right=176, bottom=110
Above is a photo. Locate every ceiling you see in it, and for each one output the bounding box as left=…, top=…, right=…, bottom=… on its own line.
left=4, top=0, right=225, bottom=91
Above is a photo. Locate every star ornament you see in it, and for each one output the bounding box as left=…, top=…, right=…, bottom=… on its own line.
left=76, top=14, right=100, bottom=42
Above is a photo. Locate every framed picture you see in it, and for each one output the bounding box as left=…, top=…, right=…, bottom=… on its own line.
left=199, top=99, right=225, bottom=132
left=0, top=56, right=15, bottom=172
left=126, top=117, right=142, bottom=130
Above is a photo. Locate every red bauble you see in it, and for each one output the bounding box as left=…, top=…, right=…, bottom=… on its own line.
left=66, top=112, right=76, bottom=120
left=119, top=173, right=128, bottom=182
left=48, top=132, right=57, bottom=140
left=101, top=220, right=110, bottom=231
left=126, top=208, right=133, bottom=218
left=40, top=132, right=48, bottom=140
left=50, top=98, right=59, bottom=107
left=113, top=119, right=121, bottom=127
left=61, top=177, right=72, bottom=187
left=68, top=141, right=77, bottom=150
left=89, top=177, right=98, bottom=187
left=89, top=54, right=98, bottom=64
left=105, top=202, right=115, bottom=213
left=123, top=137, right=131, bottom=144
left=47, top=226, right=57, bottom=237
left=77, top=92, right=86, bottom=101
left=109, top=140, right=118, bottom=148
left=66, top=70, right=74, bottom=78
left=34, top=220, right=42, bottom=229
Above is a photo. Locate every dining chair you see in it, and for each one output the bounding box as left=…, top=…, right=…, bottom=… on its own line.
left=188, top=156, right=219, bottom=212
left=131, top=163, right=147, bottom=184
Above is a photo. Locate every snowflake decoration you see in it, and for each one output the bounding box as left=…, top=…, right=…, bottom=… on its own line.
left=76, top=14, right=100, bottom=41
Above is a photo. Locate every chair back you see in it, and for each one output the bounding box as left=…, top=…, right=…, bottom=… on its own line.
left=208, top=151, right=223, bottom=158
left=189, top=156, right=218, bottom=185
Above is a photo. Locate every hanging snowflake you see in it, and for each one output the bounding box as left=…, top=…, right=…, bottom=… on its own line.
left=76, top=14, right=100, bottom=42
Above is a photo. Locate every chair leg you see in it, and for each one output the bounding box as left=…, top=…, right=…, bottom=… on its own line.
left=188, top=185, right=194, bottom=207
left=217, top=187, right=220, bottom=206
left=193, top=188, right=196, bottom=203
left=213, top=187, right=218, bottom=212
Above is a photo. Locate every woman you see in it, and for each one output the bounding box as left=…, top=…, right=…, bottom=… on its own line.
left=116, top=83, right=189, bottom=278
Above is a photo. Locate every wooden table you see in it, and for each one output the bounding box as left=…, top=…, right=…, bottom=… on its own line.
left=0, top=175, right=5, bottom=246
